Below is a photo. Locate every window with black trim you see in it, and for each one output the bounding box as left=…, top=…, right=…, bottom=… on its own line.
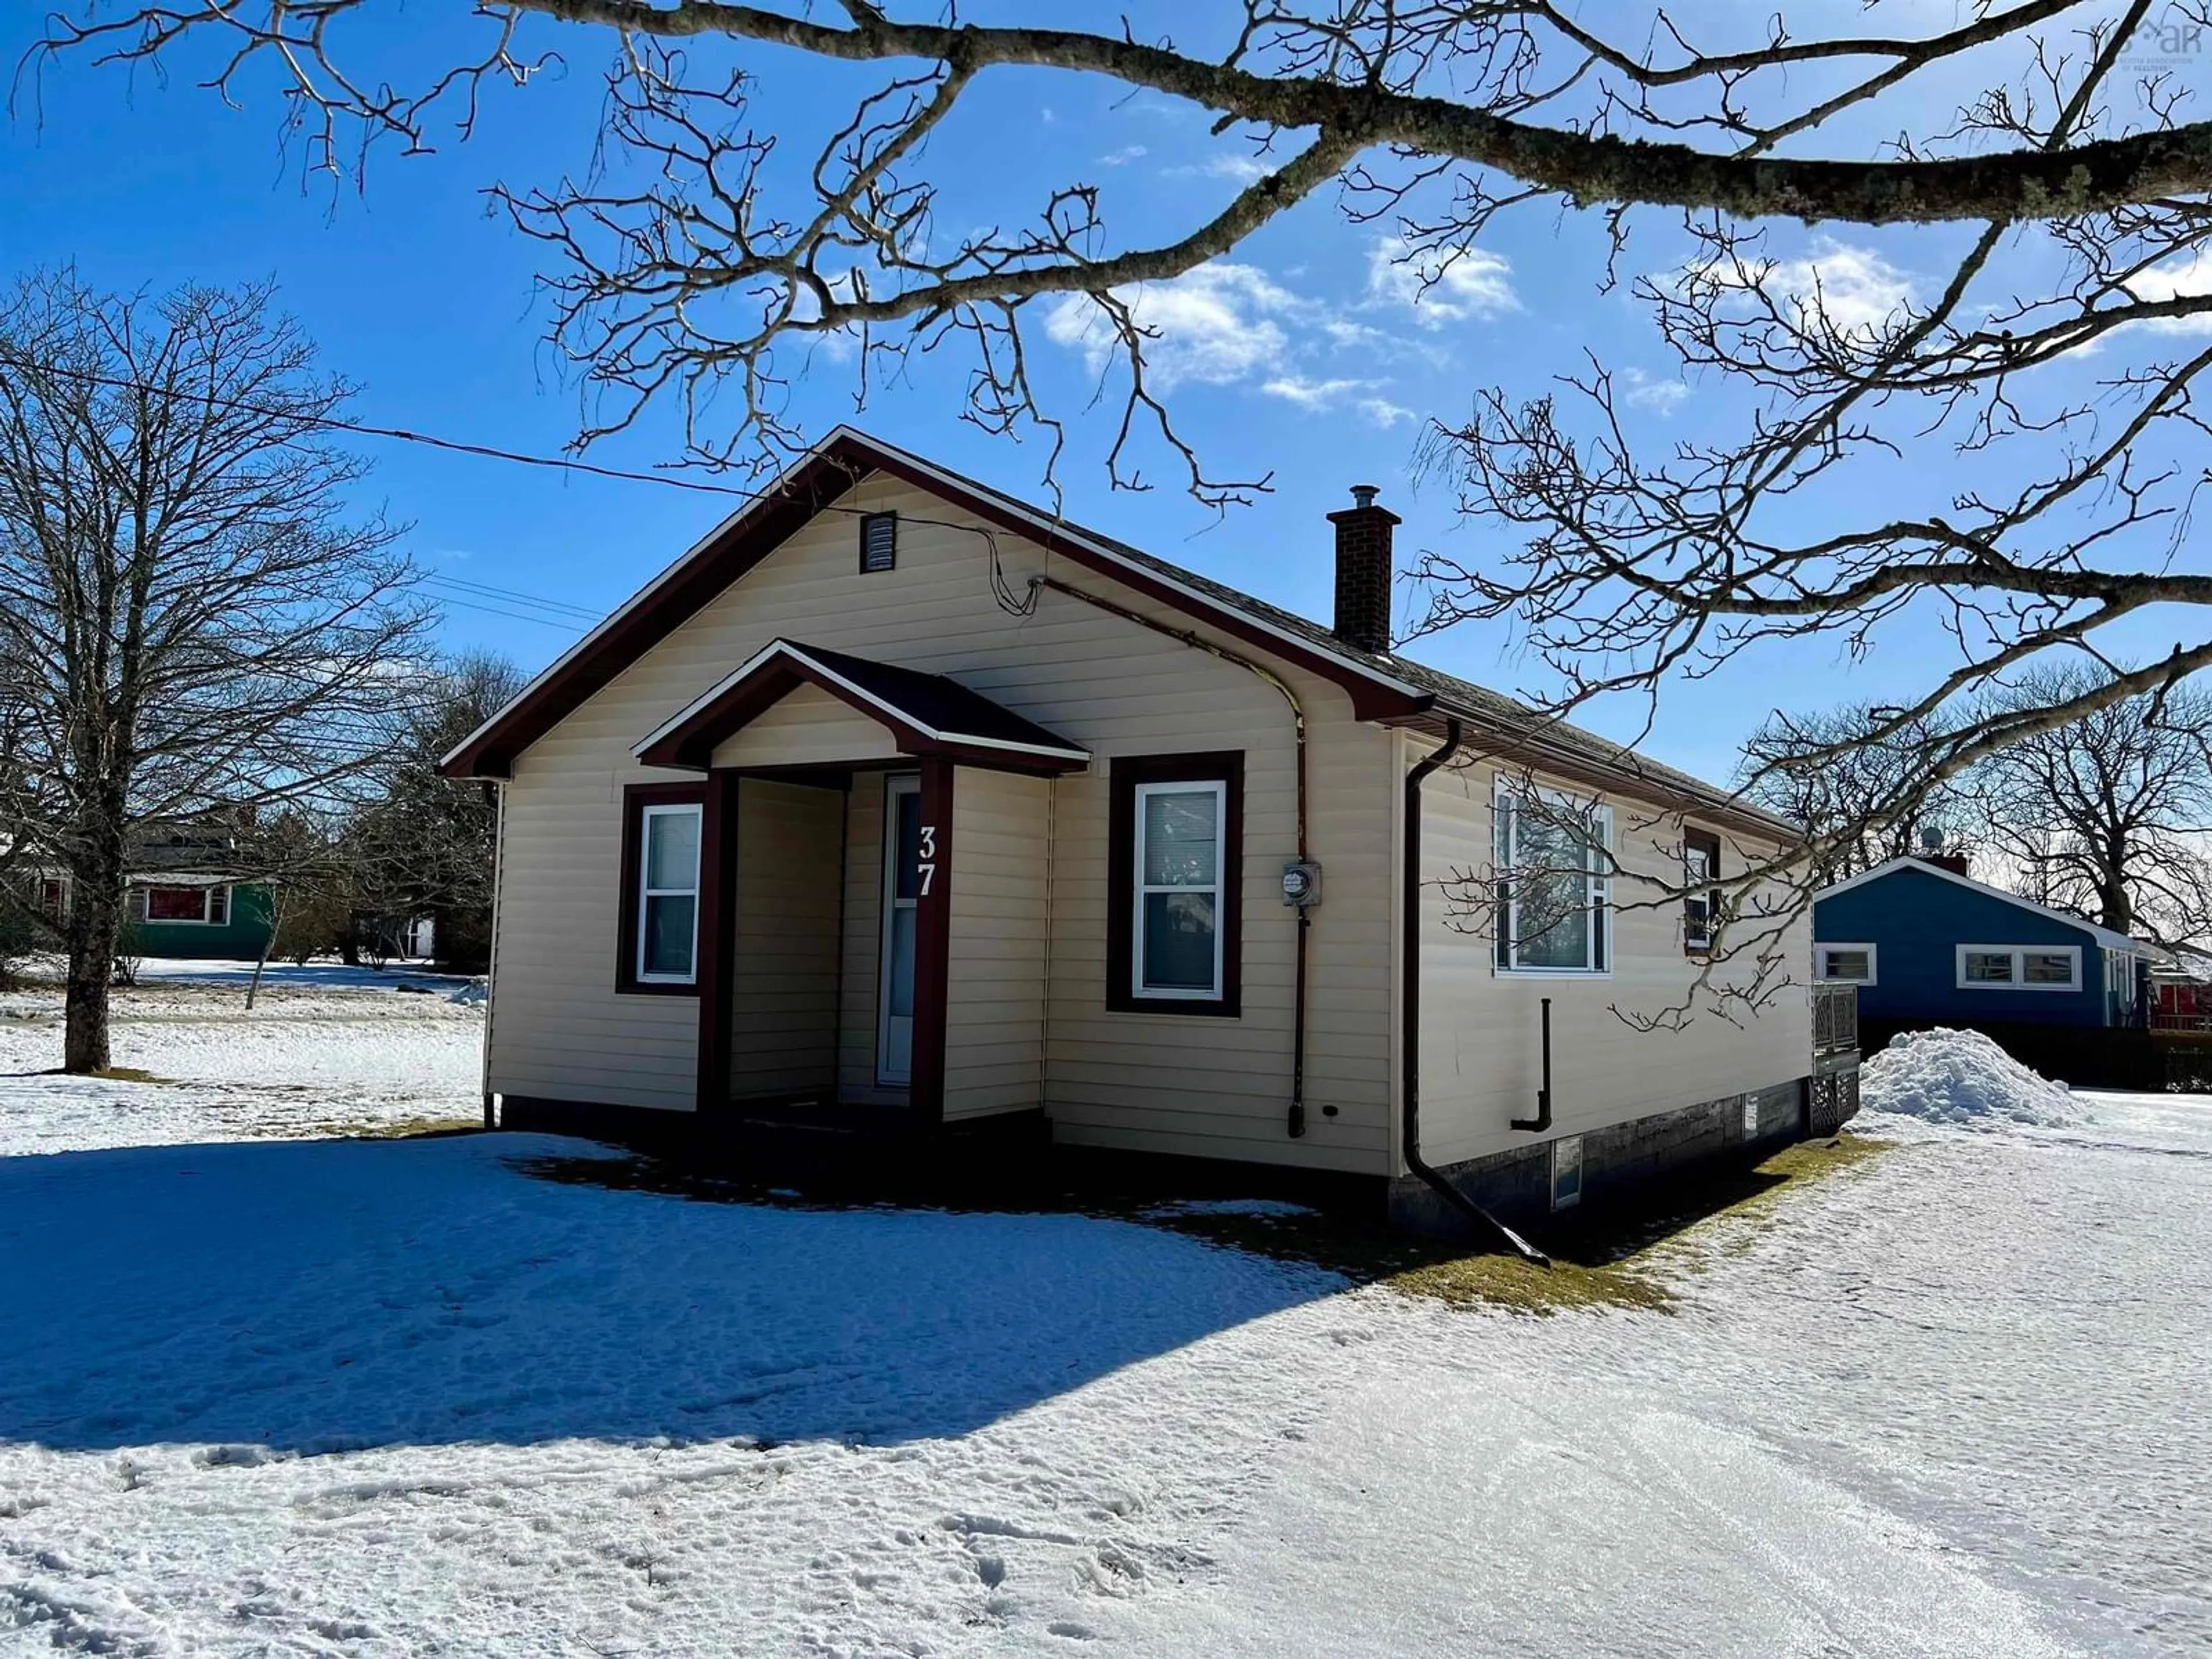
left=618, top=783, right=706, bottom=993
left=859, top=511, right=897, bottom=573
left=1683, top=827, right=1721, bottom=955
left=1108, top=752, right=1243, bottom=1016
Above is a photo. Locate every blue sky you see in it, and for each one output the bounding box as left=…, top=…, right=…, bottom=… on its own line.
left=3, top=4, right=2194, bottom=786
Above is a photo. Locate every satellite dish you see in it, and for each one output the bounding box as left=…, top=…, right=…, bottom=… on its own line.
left=1919, top=825, right=1945, bottom=851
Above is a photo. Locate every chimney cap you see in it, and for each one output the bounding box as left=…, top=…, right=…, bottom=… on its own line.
left=1349, top=483, right=1380, bottom=509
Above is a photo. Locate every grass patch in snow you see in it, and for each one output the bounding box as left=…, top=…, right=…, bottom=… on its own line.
left=324, top=1115, right=482, bottom=1140
left=519, top=1130, right=1890, bottom=1317
left=1157, top=1133, right=1892, bottom=1315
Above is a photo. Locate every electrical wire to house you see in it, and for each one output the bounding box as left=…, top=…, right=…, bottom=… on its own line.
left=0, top=350, right=1058, bottom=634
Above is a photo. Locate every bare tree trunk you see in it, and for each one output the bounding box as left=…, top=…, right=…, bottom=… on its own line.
left=246, top=884, right=285, bottom=1011
left=2100, top=876, right=2134, bottom=937
left=62, top=860, right=120, bottom=1073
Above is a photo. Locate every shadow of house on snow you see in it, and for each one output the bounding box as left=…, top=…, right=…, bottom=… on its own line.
left=0, top=1134, right=1337, bottom=1456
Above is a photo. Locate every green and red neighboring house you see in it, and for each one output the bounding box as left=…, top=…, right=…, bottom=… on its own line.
left=32, top=827, right=278, bottom=961
left=122, top=875, right=278, bottom=959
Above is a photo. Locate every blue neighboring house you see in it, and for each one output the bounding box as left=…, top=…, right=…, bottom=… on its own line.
left=1813, top=855, right=2146, bottom=1029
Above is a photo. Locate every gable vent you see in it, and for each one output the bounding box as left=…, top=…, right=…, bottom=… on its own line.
left=859, top=511, right=898, bottom=573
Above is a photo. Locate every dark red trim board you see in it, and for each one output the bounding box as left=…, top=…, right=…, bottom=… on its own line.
left=693, top=770, right=741, bottom=1109
left=638, top=640, right=1086, bottom=777
left=616, top=781, right=708, bottom=997
left=908, top=756, right=956, bottom=1124
left=1106, top=751, right=1245, bottom=1019
left=443, top=431, right=1426, bottom=779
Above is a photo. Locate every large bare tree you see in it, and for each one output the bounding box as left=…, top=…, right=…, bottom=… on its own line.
left=0, top=270, right=431, bottom=1070
left=1972, top=664, right=2212, bottom=941
left=29, top=1, right=2212, bottom=961
left=346, top=649, right=526, bottom=973
left=1738, top=705, right=1983, bottom=884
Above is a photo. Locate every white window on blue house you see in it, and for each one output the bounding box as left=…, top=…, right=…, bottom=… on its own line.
left=1814, top=942, right=1877, bottom=985
left=1494, top=786, right=1612, bottom=975
left=1956, top=944, right=2080, bottom=992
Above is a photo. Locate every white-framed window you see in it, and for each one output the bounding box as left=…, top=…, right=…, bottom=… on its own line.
left=1551, top=1135, right=1584, bottom=1211
left=636, top=802, right=703, bottom=984
left=130, top=883, right=230, bottom=926
left=2105, top=947, right=2139, bottom=1025
left=1132, top=779, right=1228, bottom=1001
left=1955, top=943, right=2081, bottom=992
left=1814, top=942, right=1878, bottom=986
left=1494, top=786, right=1612, bottom=975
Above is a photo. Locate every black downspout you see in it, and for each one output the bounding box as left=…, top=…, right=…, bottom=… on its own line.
left=1511, top=998, right=1554, bottom=1132
left=1403, top=721, right=1549, bottom=1264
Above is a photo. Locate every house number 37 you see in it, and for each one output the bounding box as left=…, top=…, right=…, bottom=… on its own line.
left=917, top=824, right=937, bottom=896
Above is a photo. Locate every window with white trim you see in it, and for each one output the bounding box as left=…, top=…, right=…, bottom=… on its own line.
left=636, top=803, right=703, bottom=984
left=1814, top=942, right=1877, bottom=985
left=1132, top=779, right=1227, bottom=1001
left=1494, top=787, right=1612, bottom=974
left=131, top=884, right=230, bottom=925
left=1956, top=943, right=2080, bottom=991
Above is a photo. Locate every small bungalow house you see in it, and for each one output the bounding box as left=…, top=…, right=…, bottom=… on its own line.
left=33, top=827, right=277, bottom=961
left=444, top=429, right=1832, bottom=1232
left=1813, top=855, right=2146, bottom=1030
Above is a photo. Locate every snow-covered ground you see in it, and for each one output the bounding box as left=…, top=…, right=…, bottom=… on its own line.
left=0, top=960, right=484, bottom=1151
left=1, top=1003, right=2205, bottom=1656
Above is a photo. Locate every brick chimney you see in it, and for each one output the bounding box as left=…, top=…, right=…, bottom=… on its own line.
left=1328, top=483, right=1399, bottom=655
left=1916, top=828, right=1970, bottom=878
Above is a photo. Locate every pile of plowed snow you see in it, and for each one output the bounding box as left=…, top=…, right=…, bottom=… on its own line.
left=1859, top=1027, right=2084, bottom=1129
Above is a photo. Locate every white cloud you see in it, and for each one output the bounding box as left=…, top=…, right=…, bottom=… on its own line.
left=1166, top=153, right=1271, bottom=185
left=1043, top=262, right=1300, bottom=392
left=2124, top=251, right=2212, bottom=334
left=1770, top=240, right=1918, bottom=334
left=1685, top=238, right=1919, bottom=338
left=1256, top=377, right=1416, bottom=430
left=1259, top=374, right=1367, bottom=410
left=1357, top=395, right=1417, bottom=429
left=1098, top=145, right=1148, bottom=168
left=1365, top=235, right=1519, bottom=327
left=1043, top=259, right=1426, bottom=427
left=1621, top=368, right=1690, bottom=416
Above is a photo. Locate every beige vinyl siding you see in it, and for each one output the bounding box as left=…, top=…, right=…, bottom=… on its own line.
left=838, top=769, right=893, bottom=1100
left=729, top=779, right=843, bottom=1101
left=1414, top=750, right=1813, bottom=1169
left=710, top=683, right=902, bottom=770
left=484, top=475, right=1399, bottom=1169
left=944, top=766, right=1048, bottom=1119
left=1043, top=714, right=1399, bottom=1166
left=491, top=760, right=699, bottom=1111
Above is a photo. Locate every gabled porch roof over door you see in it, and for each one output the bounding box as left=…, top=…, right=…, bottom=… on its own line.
left=633, top=639, right=1089, bottom=777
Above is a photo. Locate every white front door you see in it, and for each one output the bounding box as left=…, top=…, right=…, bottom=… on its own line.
left=876, top=774, right=922, bottom=1085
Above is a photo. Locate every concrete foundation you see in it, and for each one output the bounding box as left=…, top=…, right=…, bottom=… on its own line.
left=1389, top=1075, right=1849, bottom=1236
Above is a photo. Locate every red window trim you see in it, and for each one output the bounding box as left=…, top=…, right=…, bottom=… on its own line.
left=1106, top=751, right=1244, bottom=1018
left=617, top=781, right=707, bottom=995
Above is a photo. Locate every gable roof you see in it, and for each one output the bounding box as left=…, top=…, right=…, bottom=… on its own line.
left=440, top=427, right=1793, bottom=837
left=633, top=639, right=1090, bottom=775
left=1816, top=856, right=2142, bottom=952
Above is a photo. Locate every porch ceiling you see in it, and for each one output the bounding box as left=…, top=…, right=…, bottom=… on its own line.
left=632, top=639, right=1091, bottom=776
